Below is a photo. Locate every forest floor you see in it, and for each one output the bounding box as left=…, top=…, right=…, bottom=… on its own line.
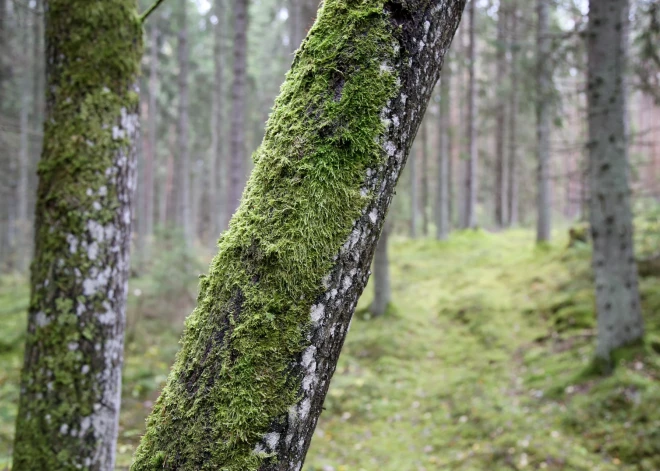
left=1, top=228, right=660, bottom=470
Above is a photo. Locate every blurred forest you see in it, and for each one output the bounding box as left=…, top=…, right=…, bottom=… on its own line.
left=1, top=0, right=660, bottom=470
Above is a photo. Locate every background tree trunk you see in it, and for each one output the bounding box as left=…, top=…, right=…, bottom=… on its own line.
left=465, top=0, right=478, bottom=229
left=12, top=1, right=142, bottom=469
left=177, top=1, right=192, bottom=247
left=536, top=0, right=552, bottom=242
left=410, top=141, right=418, bottom=238
left=131, top=1, right=465, bottom=469
left=587, top=0, right=643, bottom=361
left=370, top=223, right=391, bottom=317
left=508, top=0, right=519, bottom=226
left=420, top=118, right=429, bottom=237
left=494, top=2, right=507, bottom=228
left=228, top=0, right=248, bottom=220
left=436, top=67, right=450, bottom=240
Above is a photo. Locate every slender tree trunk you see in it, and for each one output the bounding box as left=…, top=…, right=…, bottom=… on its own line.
left=410, top=141, right=418, bottom=238
left=587, top=0, right=643, bottom=362
left=139, top=20, right=158, bottom=254
left=228, top=0, right=247, bottom=219
left=420, top=117, right=429, bottom=237
left=508, top=0, right=519, bottom=226
left=494, top=1, right=507, bottom=228
left=536, top=0, right=552, bottom=242
left=12, top=2, right=142, bottom=469
left=17, top=11, right=32, bottom=272
left=370, top=222, right=391, bottom=317
left=436, top=67, right=450, bottom=240
left=465, top=0, right=478, bottom=229
left=209, top=0, right=226, bottom=247
left=131, top=2, right=465, bottom=469
left=177, top=1, right=192, bottom=246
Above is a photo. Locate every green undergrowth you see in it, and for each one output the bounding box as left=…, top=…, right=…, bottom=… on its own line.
left=1, top=228, right=660, bottom=469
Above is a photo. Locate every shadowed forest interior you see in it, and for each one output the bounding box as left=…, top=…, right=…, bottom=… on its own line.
left=1, top=0, right=660, bottom=470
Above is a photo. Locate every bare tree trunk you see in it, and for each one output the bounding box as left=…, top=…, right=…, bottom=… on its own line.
left=420, top=117, right=429, bottom=237
left=436, top=67, right=450, bottom=240
left=410, top=140, right=418, bottom=238
left=465, top=0, right=478, bottom=229
left=17, top=10, right=32, bottom=272
left=587, top=0, right=643, bottom=362
left=494, top=1, right=507, bottom=228
left=12, top=1, right=142, bottom=469
left=209, top=0, right=226, bottom=247
left=131, top=2, right=465, bottom=469
left=139, top=20, right=158, bottom=255
left=370, top=223, right=391, bottom=317
left=228, top=0, right=248, bottom=220
left=508, top=0, right=519, bottom=226
left=177, top=1, right=192, bottom=247
left=536, top=0, right=552, bottom=242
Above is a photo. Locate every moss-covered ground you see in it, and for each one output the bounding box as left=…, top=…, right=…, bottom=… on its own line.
left=1, top=228, right=659, bottom=469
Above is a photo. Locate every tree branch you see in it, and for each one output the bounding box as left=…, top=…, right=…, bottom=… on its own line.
left=140, top=0, right=166, bottom=24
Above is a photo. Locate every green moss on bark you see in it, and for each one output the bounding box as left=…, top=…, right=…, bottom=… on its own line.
left=132, top=1, right=400, bottom=469
left=12, top=1, right=142, bottom=470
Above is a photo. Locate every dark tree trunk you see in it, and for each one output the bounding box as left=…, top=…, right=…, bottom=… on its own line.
left=587, top=0, right=644, bottom=361
left=536, top=0, right=552, bottom=242
left=370, top=223, right=391, bottom=317
left=228, top=0, right=248, bottom=219
left=12, top=1, right=142, bottom=469
left=131, top=1, right=465, bottom=469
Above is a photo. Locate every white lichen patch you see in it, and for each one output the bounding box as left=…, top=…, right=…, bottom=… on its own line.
left=310, top=304, right=325, bottom=324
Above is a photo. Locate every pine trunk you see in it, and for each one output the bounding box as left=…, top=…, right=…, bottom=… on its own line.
left=508, top=0, right=519, bottom=226
left=436, top=67, right=450, bottom=240
left=131, top=2, right=465, bottom=469
left=228, top=0, right=248, bottom=219
left=536, top=0, right=552, bottom=242
left=370, top=223, right=391, bottom=317
left=420, top=118, right=429, bottom=237
left=465, top=0, right=478, bottom=229
left=587, top=0, right=643, bottom=361
left=494, top=1, right=507, bottom=228
left=177, top=2, right=192, bottom=247
left=12, top=1, right=142, bottom=469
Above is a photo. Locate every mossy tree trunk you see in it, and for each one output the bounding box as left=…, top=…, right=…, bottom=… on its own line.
left=12, top=1, right=142, bottom=470
left=587, top=0, right=644, bottom=361
left=131, top=1, right=465, bottom=470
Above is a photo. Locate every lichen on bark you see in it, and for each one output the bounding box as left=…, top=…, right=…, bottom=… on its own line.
left=12, top=1, right=142, bottom=470
left=132, top=1, right=464, bottom=470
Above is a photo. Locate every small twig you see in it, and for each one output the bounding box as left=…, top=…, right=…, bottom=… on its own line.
left=140, top=0, right=166, bottom=24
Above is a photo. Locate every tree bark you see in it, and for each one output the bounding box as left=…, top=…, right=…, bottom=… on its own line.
left=536, top=0, right=552, bottom=242
left=587, top=0, right=644, bottom=361
left=177, top=1, right=192, bottom=247
left=209, top=0, right=226, bottom=247
left=494, top=1, right=507, bottom=228
left=436, top=67, right=450, bottom=240
left=228, top=0, right=248, bottom=220
left=410, top=140, right=418, bottom=238
left=131, top=1, right=465, bottom=469
left=465, top=0, right=478, bottom=229
left=370, top=223, right=391, bottom=317
left=12, top=1, right=142, bottom=469
left=508, top=0, right=519, bottom=226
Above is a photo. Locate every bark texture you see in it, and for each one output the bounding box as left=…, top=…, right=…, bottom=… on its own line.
left=587, top=0, right=644, bottom=360
left=536, top=0, right=551, bottom=242
left=131, top=1, right=465, bottom=470
left=228, top=0, right=248, bottom=219
left=12, top=1, right=142, bottom=469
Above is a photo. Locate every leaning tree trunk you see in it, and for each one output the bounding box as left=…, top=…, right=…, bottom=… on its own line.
left=465, top=0, right=478, bottom=229
left=587, top=0, right=644, bottom=362
left=131, top=1, right=465, bottom=470
left=536, top=0, right=552, bottom=243
left=228, top=0, right=248, bottom=219
left=12, top=1, right=142, bottom=469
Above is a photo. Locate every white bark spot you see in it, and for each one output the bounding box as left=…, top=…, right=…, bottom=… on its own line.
left=265, top=431, right=280, bottom=450
left=66, top=234, right=78, bottom=254
left=35, top=311, right=50, bottom=328
left=310, top=304, right=325, bottom=324
left=369, top=209, right=378, bottom=224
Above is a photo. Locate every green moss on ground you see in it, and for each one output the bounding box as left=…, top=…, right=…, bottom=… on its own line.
left=1, top=228, right=660, bottom=469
